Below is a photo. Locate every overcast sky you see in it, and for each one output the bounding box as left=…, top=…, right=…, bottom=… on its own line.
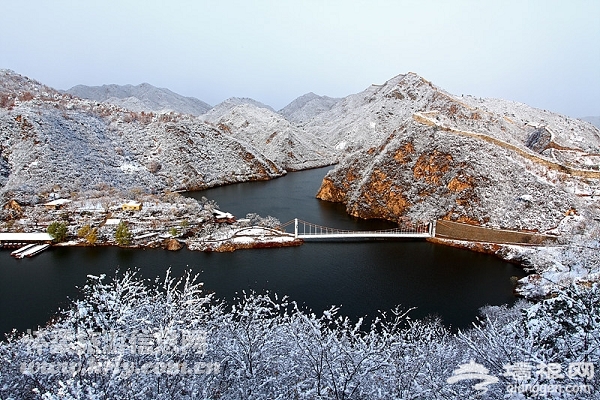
left=1, top=0, right=599, bottom=117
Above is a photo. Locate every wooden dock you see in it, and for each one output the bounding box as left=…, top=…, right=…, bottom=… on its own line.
left=11, top=243, right=50, bottom=259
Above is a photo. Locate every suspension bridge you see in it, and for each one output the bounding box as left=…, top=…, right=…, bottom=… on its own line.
left=278, top=219, right=435, bottom=240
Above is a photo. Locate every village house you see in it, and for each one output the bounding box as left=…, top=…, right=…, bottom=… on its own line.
left=43, top=199, right=72, bottom=210
left=122, top=201, right=142, bottom=211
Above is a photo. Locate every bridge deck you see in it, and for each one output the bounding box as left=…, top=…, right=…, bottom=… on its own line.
left=298, top=232, right=431, bottom=239
left=282, top=219, right=435, bottom=240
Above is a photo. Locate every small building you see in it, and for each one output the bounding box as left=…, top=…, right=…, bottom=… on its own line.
left=122, top=201, right=142, bottom=211
left=104, top=218, right=122, bottom=226
left=43, top=199, right=72, bottom=210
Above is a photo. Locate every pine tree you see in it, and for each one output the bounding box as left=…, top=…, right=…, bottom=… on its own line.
left=47, top=221, right=68, bottom=242
left=115, top=221, right=132, bottom=246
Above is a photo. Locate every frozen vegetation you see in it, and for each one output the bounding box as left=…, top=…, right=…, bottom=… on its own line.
left=0, top=271, right=598, bottom=399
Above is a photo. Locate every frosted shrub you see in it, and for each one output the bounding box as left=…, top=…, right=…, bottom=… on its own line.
left=1, top=272, right=599, bottom=399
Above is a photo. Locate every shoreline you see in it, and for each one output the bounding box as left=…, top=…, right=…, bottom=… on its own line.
left=47, top=228, right=305, bottom=253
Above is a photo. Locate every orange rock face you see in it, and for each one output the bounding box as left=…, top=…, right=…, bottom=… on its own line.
left=315, top=127, right=489, bottom=225
left=447, top=175, right=474, bottom=192
left=316, top=177, right=346, bottom=203
left=348, top=169, right=410, bottom=219
left=393, top=141, right=415, bottom=164
left=412, top=151, right=452, bottom=185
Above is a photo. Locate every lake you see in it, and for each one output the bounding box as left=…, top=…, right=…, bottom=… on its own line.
left=0, top=166, right=525, bottom=335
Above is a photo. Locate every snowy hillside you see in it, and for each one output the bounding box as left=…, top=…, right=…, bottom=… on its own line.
left=66, top=82, right=212, bottom=116
left=278, top=92, right=340, bottom=124
left=314, top=72, right=600, bottom=229
left=309, top=72, right=600, bottom=294
left=203, top=97, right=274, bottom=116
left=202, top=100, right=336, bottom=171
left=304, top=73, right=600, bottom=162
left=0, top=70, right=292, bottom=201
left=303, top=73, right=432, bottom=151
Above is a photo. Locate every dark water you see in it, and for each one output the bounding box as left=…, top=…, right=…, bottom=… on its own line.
left=0, top=167, right=525, bottom=336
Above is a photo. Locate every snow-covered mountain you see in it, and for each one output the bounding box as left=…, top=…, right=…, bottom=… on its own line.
left=278, top=92, right=340, bottom=124
left=313, top=72, right=600, bottom=233
left=0, top=70, right=297, bottom=201
left=66, top=82, right=212, bottom=116
left=203, top=97, right=274, bottom=116
left=305, top=73, right=600, bottom=156
left=202, top=99, right=336, bottom=171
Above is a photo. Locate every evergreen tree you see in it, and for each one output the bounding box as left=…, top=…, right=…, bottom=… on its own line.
left=115, top=221, right=132, bottom=246
left=47, top=221, right=67, bottom=242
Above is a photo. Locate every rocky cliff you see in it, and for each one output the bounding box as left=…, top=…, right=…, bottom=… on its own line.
left=315, top=73, right=600, bottom=233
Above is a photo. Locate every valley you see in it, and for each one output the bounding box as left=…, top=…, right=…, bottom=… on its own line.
left=1, top=68, right=600, bottom=299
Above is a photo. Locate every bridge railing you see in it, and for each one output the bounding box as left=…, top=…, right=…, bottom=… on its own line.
left=278, top=219, right=432, bottom=237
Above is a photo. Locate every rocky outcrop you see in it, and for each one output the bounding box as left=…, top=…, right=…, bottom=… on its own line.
left=165, top=239, right=183, bottom=251
left=315, top=73, right=600, bottom=232
left=525, top=127, right=553, bottom=153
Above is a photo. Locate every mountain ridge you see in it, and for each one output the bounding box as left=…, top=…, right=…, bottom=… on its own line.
left=66, top=82, right=212, bottom=116
left=0, top=69, right=334, bottom=202
left=278, top=92, right=340, bottom=124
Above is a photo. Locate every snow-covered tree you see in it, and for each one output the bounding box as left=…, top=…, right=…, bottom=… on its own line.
left=1, top=271, right=599, bottom=399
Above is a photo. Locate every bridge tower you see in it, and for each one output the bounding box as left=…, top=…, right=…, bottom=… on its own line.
left=428, top=220, right=437, bottom=237
left=294, top=218, right=298, bottom=239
